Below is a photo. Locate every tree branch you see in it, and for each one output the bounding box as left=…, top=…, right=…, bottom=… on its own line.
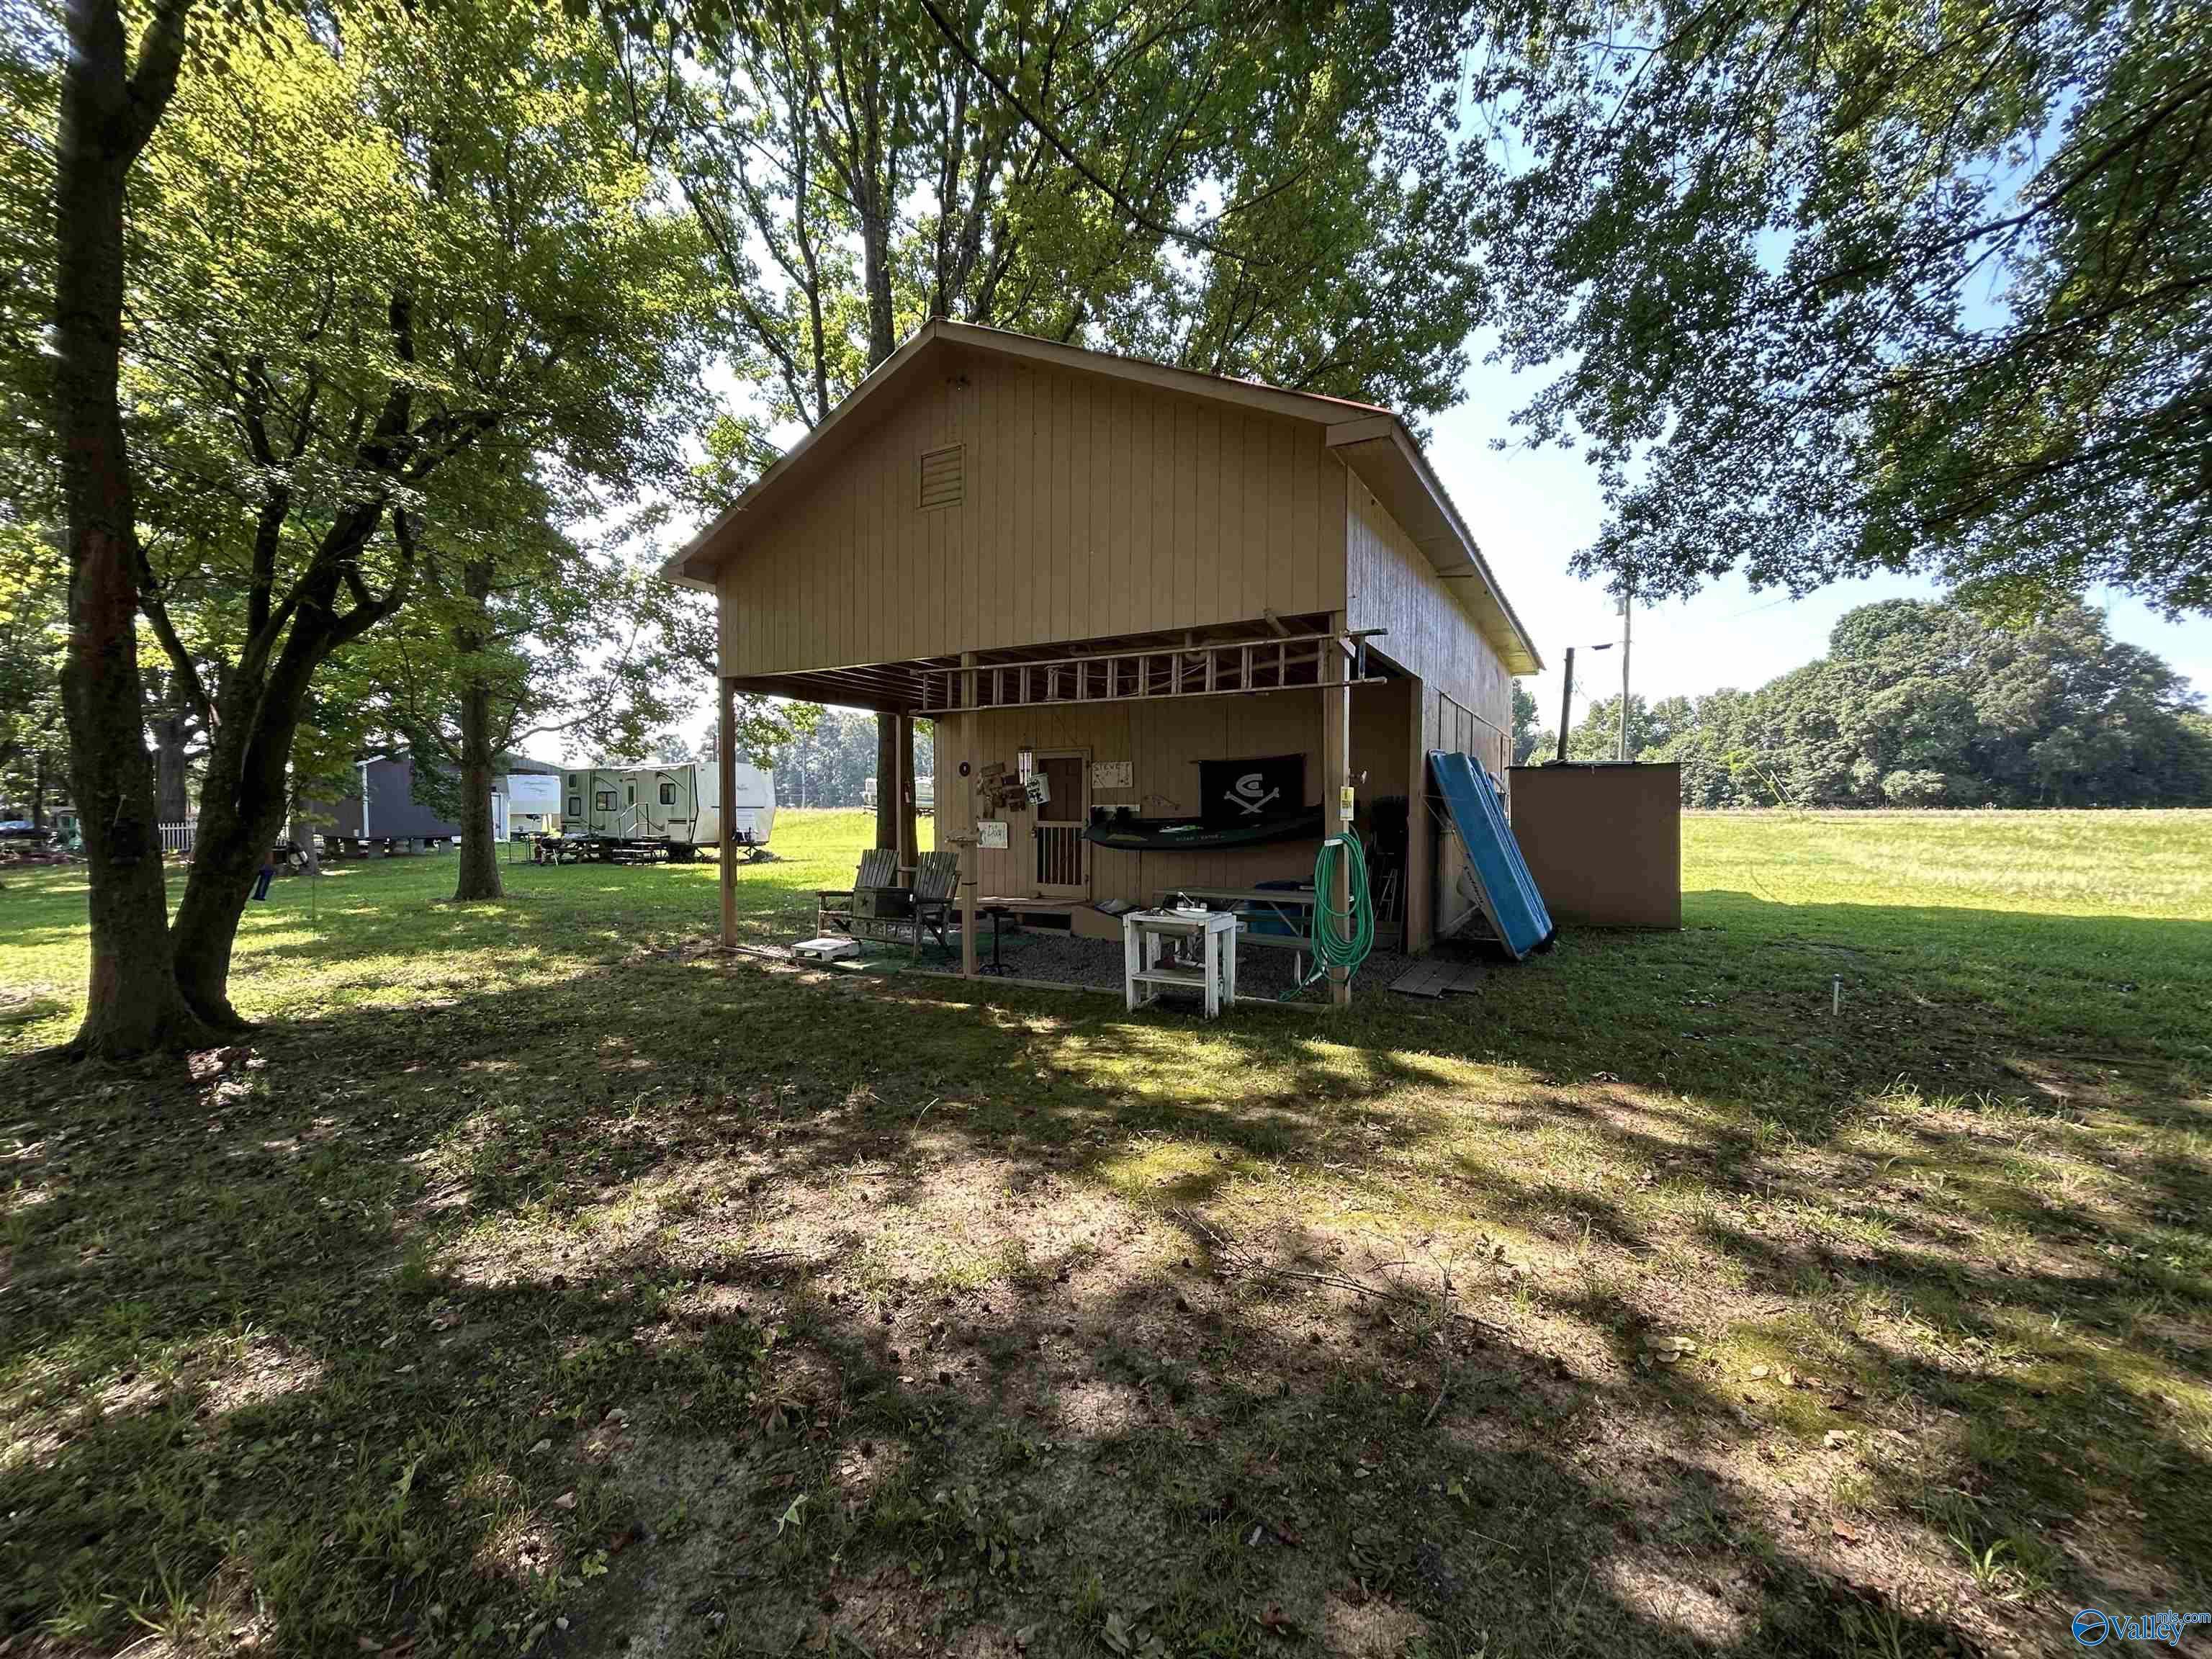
left=910, top=0, right=1264, bottom=267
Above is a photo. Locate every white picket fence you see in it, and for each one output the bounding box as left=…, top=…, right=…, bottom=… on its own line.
left=160, top=822, right=195, bottom=855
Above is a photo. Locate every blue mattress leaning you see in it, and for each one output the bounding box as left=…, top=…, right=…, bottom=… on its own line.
left=1426, top=752, right=1556, bottom=961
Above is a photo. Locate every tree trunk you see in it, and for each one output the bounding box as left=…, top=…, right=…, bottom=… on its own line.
left=855, top=204, right=913, bottom=860
left=170, top=610, right=336, bottom=1025
left=860, top=207, right=896, bottom=367
left=453, top=714, right=501, bottom=899
left=153, top=708, right=192, bottom=824
left=451, top=555, right=502, bottom=901
left=30, top=753, right=45, bottom=833
left=874, top=716, right=901, bottom=851
left=170, top=710, right=291, bottom=1028
left=52, top=0, right=203, bottom=1057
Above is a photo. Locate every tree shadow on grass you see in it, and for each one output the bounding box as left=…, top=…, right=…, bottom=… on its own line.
left=2, top=908, right=2207, bottom=1656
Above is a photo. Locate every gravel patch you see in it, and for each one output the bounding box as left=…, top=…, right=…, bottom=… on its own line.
left=898, top=922, right=1422, bottom=1004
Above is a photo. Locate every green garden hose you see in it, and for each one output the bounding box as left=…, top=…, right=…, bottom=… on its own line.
left=1284, top=833, right=1374, bottom=999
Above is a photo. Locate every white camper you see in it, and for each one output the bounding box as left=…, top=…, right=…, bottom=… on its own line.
left=558, top=762, right=776, bottom=861
left=503, top=772, right=564, bottom=837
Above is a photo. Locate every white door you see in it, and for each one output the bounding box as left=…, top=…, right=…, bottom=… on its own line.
left=1033, top=750, right=1089, bottom=895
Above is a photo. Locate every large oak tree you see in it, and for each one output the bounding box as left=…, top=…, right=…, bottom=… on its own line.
left=31, top=0, right=711, bottom=1048
left=1467, top=0, right=2212, bottom=617
left=658, top=0, right=1494, bottom=855
left=47, top=0, right=199, bottom=1054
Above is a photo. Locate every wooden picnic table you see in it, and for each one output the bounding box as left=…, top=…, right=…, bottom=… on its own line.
left=1167, top=886, right=1318, bottom=907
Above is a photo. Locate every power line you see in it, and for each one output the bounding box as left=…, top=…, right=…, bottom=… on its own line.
left=1709, top=591, right=1797, bottom=624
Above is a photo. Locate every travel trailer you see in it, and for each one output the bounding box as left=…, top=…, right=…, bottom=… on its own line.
left=558, top=761, right=775, bottom=861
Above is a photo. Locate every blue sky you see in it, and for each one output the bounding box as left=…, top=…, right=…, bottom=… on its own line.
left=1428, top=355, right=2212, bottom=736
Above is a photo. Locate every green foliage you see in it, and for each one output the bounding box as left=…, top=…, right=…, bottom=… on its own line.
left=1468, top=0, right=2212, bottom=615
left=763, top=706, right=929, bottom=805
left=0, top=0, right=55, bottom=521
left=1539, top=690, right=1694, bottom=766
left=1628, top=599, right=2212, bottom=806
left=664, top=0, right=1490, bottom=423
left=0, top=11, right=68, bottom=822
left=695, top=696, right=828, bottom=773
left=1511, top=681, right=1542, bottom=763
left=125, top=0, right=711, bottom=662
left=0, top=521, right=66, bottom=814
left=367, top=504, right=709, bottom=786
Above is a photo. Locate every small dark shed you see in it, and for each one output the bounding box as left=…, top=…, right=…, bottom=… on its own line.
left=323, top=752, right=565, bottom=846
left=328, top=754, right=460, bottom=843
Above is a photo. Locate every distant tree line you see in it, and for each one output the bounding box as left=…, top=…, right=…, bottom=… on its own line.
left=1516, top=601, right=2212, bottom=809
left=761, top=710, right=934, bottom=809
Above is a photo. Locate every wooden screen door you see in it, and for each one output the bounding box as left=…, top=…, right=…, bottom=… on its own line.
left=1033, top=750, right=1089, bottom=894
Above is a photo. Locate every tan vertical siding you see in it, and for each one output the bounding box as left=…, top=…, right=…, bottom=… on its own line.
left=1344, top=477, right=1514, bottom=778
left=716, top=346, right=1353, bottom=675
left=930, top=682, right=1411, bottom=909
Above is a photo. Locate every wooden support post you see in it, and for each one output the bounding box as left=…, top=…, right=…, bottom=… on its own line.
left=1556, top=647, right=1574, bottom=764
left=1404, top=677, right=1434, bottom=956
left=895, top=711, right=919, bottom=871
left=1321, top=613, right=1352, bottom=1007
left=717, top=675, right=737, bottom=949
left=960, top=652, right=979, bottom=979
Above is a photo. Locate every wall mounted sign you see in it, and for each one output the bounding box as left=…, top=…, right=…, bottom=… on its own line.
left=1199, top=754, right=1305, bottom=827
left=979, top=819, right=1010, bottom=850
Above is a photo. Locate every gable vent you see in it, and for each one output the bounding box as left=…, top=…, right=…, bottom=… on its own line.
left=918, top=443, right=964, bottom=510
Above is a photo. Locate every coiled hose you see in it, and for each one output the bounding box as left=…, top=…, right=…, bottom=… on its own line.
left=1285, top=833, right=1374, bottom=999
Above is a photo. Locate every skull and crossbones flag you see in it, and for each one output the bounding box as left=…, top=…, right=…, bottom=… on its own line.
left=1199, top=753, right=1305, bottom=827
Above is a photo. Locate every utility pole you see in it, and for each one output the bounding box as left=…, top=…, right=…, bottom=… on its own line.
left=1617, top=588, right=1633, bottom=763
left=1555, top=647, right=1575, bottom=763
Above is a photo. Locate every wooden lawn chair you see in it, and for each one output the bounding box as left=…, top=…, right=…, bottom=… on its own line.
left=905, top=850, right=960, bottom=960
left=818, top=846, right=900, bottom=938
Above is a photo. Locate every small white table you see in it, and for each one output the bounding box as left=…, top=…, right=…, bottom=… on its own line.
left=1122, top=908, right=1238, bottom=1017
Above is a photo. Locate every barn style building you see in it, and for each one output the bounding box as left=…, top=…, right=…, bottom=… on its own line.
left=665, top=320, right=1540, bottom=999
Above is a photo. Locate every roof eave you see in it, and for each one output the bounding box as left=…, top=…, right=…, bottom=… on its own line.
left=657, top=320, right=950, bottom=590
left=1324, top=416, right=1545, bottom=676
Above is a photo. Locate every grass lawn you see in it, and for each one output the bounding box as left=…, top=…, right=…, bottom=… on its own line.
left=2, top=809, right=2208, bottom=1658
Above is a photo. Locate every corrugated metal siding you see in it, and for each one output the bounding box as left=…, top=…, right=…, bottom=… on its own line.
left=717, top=346, right=1349, bottom=675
